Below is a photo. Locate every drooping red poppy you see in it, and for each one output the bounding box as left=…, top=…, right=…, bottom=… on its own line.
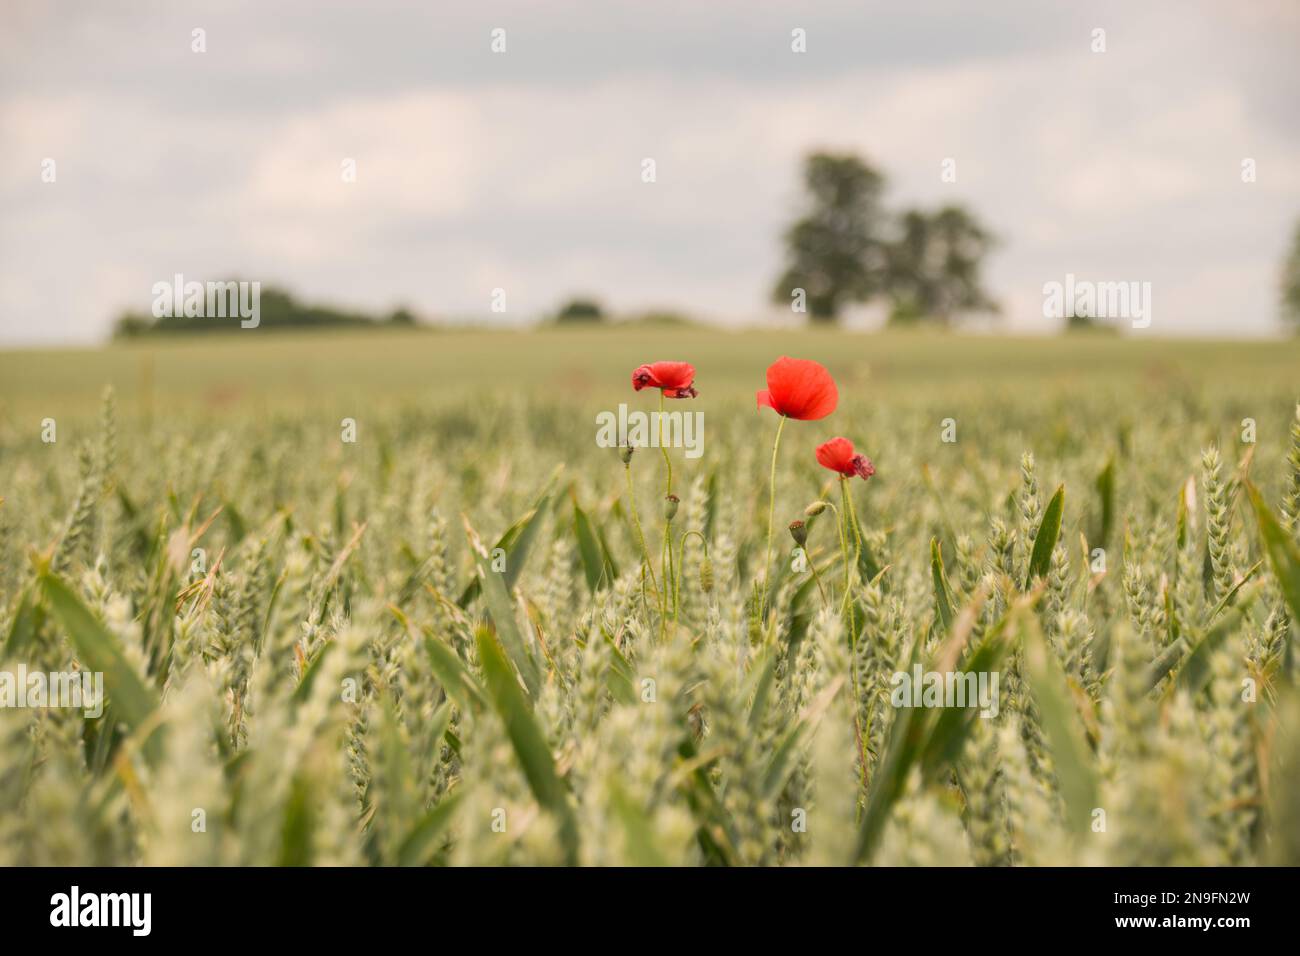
left=632, top=361, right=697, bottom=398
left=816, top=437, right=875, bottom=480
left=756, top=356, right=837, bottom=420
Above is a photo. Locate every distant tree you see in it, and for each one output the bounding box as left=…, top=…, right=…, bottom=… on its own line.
left=1283, top=220, right=1300, bottom=333
left=112, top=314, right=153, bottom=338
left=883, top=206, right=998, bottom=326
left=771, top=153, right=888, bottom=323
left=386, top=307, right=418, bottom=326
left=553, top=297, right=606, bottom=324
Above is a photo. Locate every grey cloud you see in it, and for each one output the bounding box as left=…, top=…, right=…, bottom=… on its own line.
left=1, top=0, right=1298, bottom=343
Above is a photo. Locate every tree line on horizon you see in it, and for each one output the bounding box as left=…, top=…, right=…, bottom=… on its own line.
left=112, top=151, right=1300, bottom=337
left=113, top=287, right=418, bottom=338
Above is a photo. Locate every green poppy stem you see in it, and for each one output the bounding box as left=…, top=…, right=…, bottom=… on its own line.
left=825, top=496, right=849, bottom=612
left=840, top=477, right=869, bottom=796
left=658, top=390, right=673, bottom=496
left=625, top=461, right=659, bottom=600
left=761, top=414, right=788, bottom=619
left=806, top=548, right=829, bottom=607
left=658, top=391, right=675, bottom=616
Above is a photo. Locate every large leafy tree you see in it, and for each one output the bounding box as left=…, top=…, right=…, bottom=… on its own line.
left=772, top=152, right=998, bottom=326
left=883, top=205, right=998, bottom=326
left=771, top=153, right=889, bottom=323
left=1282, top=220, right=1300, bottom=333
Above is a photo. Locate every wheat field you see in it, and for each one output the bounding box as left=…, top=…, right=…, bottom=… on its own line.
left=1, top=328, right=1298, bottom=866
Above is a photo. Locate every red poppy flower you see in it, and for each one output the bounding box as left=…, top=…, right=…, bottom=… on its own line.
left=816, top=437, right=875, bottom=480
left=632, top=361, right=697, bottom=398
left=756, top=356, right=837, bottom=420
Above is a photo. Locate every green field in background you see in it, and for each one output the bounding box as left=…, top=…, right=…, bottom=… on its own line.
left=3, top=325, right=1299, bottom=866
left=3, top=328, right=1298, bottom=420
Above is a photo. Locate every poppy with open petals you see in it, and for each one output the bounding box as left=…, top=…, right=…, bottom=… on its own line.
left=756, top=357, right=837, bottom=420
left=632, top=361, right=697, bottom=398
left=816, top=437, right=875, bottom=480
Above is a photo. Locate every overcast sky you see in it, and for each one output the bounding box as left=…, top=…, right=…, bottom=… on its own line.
left=2, top=0, right=1298, bottom=345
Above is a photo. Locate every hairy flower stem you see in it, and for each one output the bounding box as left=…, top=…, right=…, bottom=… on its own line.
left=761, top=414, right=788, bottom=620
left=840, top=483, right=859, bottom=613
left=841, top=480, right=867, bottom=644
left=807, top=551, right=829, bottom=607
left=845, top=480, right=864, bottom=555
left=625, top=462, right=660, bottom=601
left=658, top=391, right=673, bottom=496
left=823, top=500, right=849, bottom=609
left=839, top=478, right=869, bottom=795
left=662, top=518, right=678, bottom=624
left=658, top=391, right=675, bottom=620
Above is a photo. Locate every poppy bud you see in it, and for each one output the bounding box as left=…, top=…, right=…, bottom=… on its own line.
left=620, top=444, right=634, bottom=464
left=663, top=493, right=679, bottom=521
left=804, top=501, right=828, bottom=517
left=699, top=556, right=714, bottom=594
left=788, top=519, right=808, bottom=547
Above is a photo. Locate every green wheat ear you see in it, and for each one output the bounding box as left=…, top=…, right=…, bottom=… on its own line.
left=2, top=338, right=1295, bottom=867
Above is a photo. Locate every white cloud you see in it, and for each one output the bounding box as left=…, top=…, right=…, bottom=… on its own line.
left=0, top=1, right=1297, bottom=343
